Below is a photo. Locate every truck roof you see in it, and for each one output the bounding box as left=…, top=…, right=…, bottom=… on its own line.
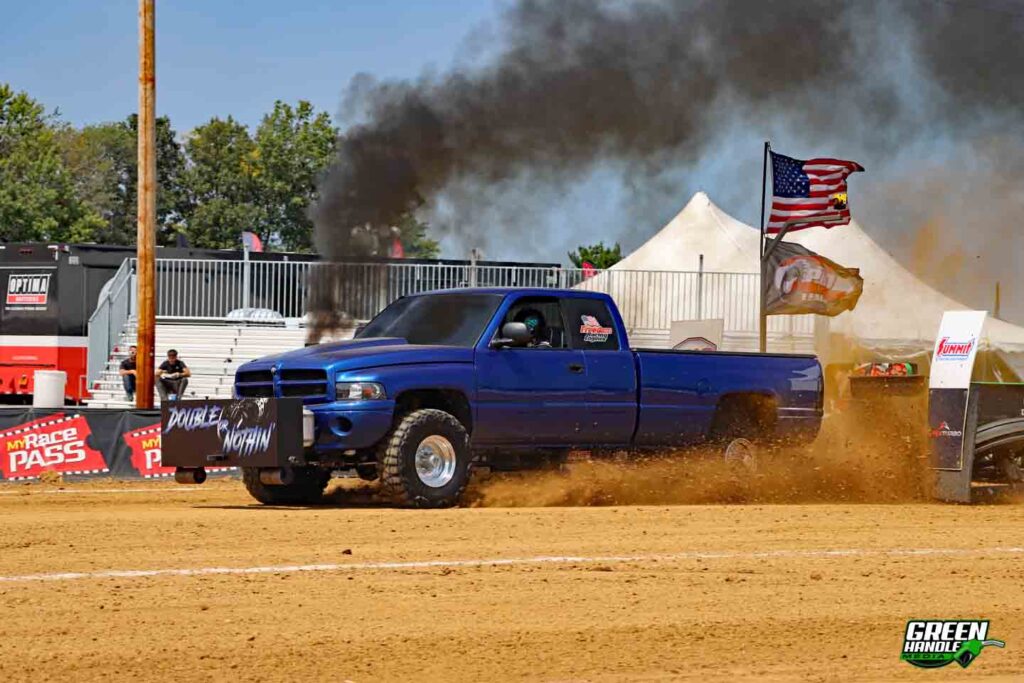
left=407, top=287, right=608, bottom=298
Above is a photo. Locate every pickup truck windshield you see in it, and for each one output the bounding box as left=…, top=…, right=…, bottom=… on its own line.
left=357, top=293, right=503, bottom=347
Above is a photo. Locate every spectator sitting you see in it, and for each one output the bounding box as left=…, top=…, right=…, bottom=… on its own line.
left=156, top=349, right=191, bottom=401
left=119, top=345, right=137, bottom=401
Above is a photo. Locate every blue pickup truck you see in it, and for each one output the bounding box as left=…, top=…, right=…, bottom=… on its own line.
left=167, top=288, right=823, bottom=507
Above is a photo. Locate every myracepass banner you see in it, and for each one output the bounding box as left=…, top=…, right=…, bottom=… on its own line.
left=0, top=407, right=235, bottom=481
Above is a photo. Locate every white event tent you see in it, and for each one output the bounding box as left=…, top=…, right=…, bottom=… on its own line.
left=596, top=192, right=1024, bottom=362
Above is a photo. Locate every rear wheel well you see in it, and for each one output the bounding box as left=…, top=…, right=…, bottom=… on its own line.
left=710, top=393, right=777, bottom=442
left=394, top=389, right=473, bottom=434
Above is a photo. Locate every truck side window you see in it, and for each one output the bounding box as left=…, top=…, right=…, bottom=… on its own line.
left=500, top=297, right=568, bottom=349
left=563, top=298, right=620, bottom=351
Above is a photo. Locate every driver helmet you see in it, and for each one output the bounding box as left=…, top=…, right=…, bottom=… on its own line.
left=514, top=308, right=546, bottom=343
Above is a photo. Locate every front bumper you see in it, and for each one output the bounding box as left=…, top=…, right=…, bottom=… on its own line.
left=307, top=401, right=395, bottom=453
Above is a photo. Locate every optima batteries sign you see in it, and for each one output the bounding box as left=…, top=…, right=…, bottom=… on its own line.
left=5, top=273, right=52, bottom=307
left=0, top=267, right=58, bottom=334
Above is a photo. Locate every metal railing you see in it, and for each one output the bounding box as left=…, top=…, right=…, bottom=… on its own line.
left=156, top=257, right=312, bottom=318
left=86, top=258, right=816, bottom=385
left=307, top=262, right=576, bottom=321
left=576, top=269, right=814, bottom=335
left=87, top=258, right=135, bottom=384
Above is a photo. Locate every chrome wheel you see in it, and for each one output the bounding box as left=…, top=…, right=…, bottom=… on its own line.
left=724, top=437, right=757, bottom=470
left=414, top=435, right=458, bottom=488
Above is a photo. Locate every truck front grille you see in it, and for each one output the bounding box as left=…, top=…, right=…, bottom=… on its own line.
left=236, top=369, right=273, bottom=398
left=236, top=370, right=273, bottom=383
left=236, top=384, right=274, bottom=398
left=279, top=369, right=325, bottom=382
left=234, top=368, right=327, bottom=401
left=278, top=368, right=328, bottom=401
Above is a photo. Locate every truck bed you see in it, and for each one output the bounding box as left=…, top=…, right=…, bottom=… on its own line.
left=631, top=348, right=822, bottom=446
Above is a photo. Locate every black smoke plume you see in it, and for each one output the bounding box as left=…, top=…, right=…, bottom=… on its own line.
left=310, top=0, right=1024, bottom=330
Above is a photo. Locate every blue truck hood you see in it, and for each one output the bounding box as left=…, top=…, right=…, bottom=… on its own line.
left=238, top=337, right=474, bottom=374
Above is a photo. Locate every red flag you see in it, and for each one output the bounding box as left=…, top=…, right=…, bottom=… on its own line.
left=389, top=237, right=405, bottom=259
left=241, top=231, right=263, bottom=252
left=581, top=261, right=597, bottom=279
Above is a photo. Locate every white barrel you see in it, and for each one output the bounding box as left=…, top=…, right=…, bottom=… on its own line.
left=33, top=370, right=67, bottom=408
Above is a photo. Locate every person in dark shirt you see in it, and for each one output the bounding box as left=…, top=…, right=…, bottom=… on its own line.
left=156, top=349, right=191, bottom=401
left=119, top=345, right=137, bottom=401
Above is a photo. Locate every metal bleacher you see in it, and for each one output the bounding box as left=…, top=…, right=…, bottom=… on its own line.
left=87, top=321, right=334, bottom=408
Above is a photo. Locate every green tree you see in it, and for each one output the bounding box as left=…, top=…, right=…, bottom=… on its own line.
left=123, top=115, right=189, bottom=245
left=567, top=241, right=622, bottom=269
left=58, top=115, right=187, bottom=245
left=251, top=100, right=337, bottom=251
left=0, top=84, right=101, bottom=242
left=395, top=212, right=440, bottom=258
left=180, top=116, right=261, bottom=248
left=57, top=121, right=126, bottom=236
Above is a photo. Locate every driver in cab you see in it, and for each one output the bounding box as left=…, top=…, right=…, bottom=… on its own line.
left=514, top=308, right=552, bottom=348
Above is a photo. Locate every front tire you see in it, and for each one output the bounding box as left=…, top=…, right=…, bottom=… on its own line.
left=378, top=409, right=471, bottom=508
left=241, top=466, right=330, bottom=505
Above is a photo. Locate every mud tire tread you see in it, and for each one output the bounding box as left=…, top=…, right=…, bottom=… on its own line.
left=378, top=408, right=470, bottom=508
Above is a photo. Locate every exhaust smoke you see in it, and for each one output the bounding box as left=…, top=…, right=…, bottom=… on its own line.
left=310, top=1, right=1024, bottom=330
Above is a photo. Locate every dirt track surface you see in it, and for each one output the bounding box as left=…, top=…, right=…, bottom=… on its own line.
left=0, top=478, right=1022, bottom=682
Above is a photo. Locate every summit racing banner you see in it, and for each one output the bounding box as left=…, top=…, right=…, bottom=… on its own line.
left=762, top=241, right=863, bottom=316
left=0, top=408, right=236, bottom=481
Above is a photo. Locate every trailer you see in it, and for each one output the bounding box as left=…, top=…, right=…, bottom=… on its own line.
left=0, top=244, right=125, bottom=402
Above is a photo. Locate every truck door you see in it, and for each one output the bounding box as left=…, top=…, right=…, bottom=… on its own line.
left=562, top=296, right=638, bottom=446
left=475, top=296, right=590, bottom=445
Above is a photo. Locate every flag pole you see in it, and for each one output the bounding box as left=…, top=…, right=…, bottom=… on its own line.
left=758, top=141, right=770, bottom=353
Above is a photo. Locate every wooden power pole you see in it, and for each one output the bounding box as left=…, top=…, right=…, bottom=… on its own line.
left=136, top=0, right=157, bottom=408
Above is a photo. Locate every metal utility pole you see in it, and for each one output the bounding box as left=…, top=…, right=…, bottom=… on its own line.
left=136, top=0, right=156, bottom=408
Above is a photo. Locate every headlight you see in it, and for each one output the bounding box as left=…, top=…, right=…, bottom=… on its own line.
left=334, top=381, right=386, bottom=400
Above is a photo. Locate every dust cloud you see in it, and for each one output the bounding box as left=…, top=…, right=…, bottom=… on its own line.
left=470, top=399, right=933, bottom=507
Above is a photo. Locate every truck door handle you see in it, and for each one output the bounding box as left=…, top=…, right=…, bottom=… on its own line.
left=568, top=363, right=584, bottom=374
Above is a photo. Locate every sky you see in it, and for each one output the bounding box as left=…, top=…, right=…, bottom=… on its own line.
left=0, top=0, right=639, bottom=263
left=0, top=1, right=1014, bottom=321
left=1, top=0, right=502, bottom=132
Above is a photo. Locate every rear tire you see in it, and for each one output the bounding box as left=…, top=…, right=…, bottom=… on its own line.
left=711, top=409, right=761, bottom=471
left=241, top=466, right=330, bottom=505
left=973, top=418, right=1024, bottom=485
left=378, top=409, right=471, bottom=508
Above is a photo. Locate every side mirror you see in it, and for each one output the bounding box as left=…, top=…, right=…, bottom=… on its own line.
left=491, top=322, right=532, bottom=348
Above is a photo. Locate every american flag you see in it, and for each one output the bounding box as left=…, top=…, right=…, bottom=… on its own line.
left=767, top=152, right=864, bottom=233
